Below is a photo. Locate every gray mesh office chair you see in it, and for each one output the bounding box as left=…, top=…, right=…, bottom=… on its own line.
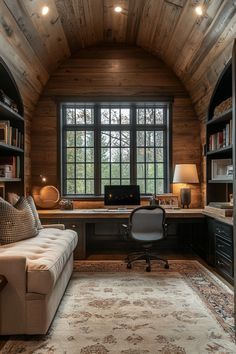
left=123, top=205, right=169, bottom=272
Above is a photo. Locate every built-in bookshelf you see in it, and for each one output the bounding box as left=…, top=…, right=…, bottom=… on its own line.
left=206, top=63, right=233, bottom=204
left=0, top=57, right=24, bottom=198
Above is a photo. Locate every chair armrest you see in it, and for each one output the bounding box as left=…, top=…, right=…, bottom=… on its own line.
left=42, top=224, right=65, bottom=230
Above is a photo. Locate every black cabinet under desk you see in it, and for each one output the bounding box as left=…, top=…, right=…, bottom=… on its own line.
left=39, top=209, right=205, bottom=260
left=206, top=216, right=234, bottom=284
left=39, top=209, right=234, bottom=284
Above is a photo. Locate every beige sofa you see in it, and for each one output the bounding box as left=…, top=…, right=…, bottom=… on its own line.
left=0, top=225, right=78, bottom=335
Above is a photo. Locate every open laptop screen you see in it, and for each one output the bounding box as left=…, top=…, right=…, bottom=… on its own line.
left=104, top=185, right=140, bottom=206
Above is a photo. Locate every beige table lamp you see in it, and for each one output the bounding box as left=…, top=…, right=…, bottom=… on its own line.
left=173, top=164, right=199, bottom=208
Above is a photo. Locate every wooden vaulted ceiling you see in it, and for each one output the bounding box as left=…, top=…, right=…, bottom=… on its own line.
left=2, top=0, right=236, bottom=120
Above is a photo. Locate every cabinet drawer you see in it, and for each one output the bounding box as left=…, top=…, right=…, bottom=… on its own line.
left=214, top=221, right=232, bottom=243
left=215, top=237, right=233, bottom=259
left=215, top=252, right=233, bottom=277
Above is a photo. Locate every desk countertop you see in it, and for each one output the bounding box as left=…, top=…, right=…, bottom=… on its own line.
left=38, top=208, right=204, bottom=219
left=38, top=208, right=234, bottom=225
left=202, top=210, right=233, bottom=226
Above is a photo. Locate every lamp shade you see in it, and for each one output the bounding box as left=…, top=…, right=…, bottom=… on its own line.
left=173, top=164, right=199, bottom=184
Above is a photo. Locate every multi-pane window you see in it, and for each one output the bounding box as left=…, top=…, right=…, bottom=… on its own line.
left=61, top=103, right=170, bottom=197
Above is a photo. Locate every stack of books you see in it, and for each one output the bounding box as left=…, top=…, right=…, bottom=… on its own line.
left=205, top=202, right=233, bottom=217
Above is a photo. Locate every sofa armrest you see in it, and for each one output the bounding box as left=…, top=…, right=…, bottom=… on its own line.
left=42, top=224, right=65, bottom=230
left=0, top=256, right=27, bottom=333
left=0, top=255, right=27, bottom=293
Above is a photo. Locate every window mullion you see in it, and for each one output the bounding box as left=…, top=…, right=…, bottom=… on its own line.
left=130, top=104, right=136, bottom=184
left=94, top=104, right=100, bottom=195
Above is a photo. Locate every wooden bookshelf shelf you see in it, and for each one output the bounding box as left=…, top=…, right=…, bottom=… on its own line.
left=208, top=179, right=233, bottom=184
left=0, top=101, right=24, bottom=122
left=207, top=145, right=232, bottom=156
left=0, top=142, right=24, bottom=153
left=0, top=178, right=21, bottom=182
left=207, top=108, right=232, bottom=126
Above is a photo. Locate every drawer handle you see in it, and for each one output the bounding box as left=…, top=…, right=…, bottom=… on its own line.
left=217, top=260, right=224, bottom=266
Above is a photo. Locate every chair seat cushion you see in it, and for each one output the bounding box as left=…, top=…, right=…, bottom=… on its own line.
left=132, top=232, right=163, bottom=242
left=0, top=228, right=78, bottom=294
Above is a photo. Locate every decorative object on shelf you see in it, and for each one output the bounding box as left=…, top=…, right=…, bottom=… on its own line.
left=211, top=159, right=233, bottom=181
left=0, top=89, right=18, bottom=112
left=229, top=193, right=233, bottom=206
left=227, top=165, right=233, bottom=177
left=0, top=164, right=13, bottom=178
left=32, top=185, right=60, bottom=209
left=154, top=193, right=179, bottom=208
left=59, top=199, right=73, bottom=210
left=0, top=156, right=20, bottom=178
left=213, top=97, right=232, bottom=118
left=173, top=164, right=199, bottom=208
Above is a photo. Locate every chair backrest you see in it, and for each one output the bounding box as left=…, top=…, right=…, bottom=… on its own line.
left=129, top=205, right=166, bottom=242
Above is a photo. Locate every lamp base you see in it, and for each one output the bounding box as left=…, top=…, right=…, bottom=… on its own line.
left=180, top=188, right=191, bottom=208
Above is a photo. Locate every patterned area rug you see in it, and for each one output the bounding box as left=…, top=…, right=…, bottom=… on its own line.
left=1, top=260, right=235, bottom=354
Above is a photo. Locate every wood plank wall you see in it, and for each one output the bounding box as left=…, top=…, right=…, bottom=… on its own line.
left=31, top=46, right=202, bottom=207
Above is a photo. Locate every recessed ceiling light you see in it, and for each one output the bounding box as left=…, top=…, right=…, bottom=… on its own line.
left=41, top=6, right=50, bottom=16
left=114, top=6, right=122, bottom=13
left=195, top=6, right=203, bottom=16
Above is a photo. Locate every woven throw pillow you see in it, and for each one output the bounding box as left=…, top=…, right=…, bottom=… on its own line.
left=17, top=196, right=43, bottom=230
left=0, top=198, right=38, bottom=245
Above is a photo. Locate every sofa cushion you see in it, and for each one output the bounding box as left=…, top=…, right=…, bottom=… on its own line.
left=0, top=228, right=78, bottom=294
left=16, top=196, right=43, bottom=230
left=0, top=198, right=38, bottom=245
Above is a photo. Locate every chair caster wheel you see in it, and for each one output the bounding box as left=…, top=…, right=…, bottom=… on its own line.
left=127, top=263, right=132, bottom=269
left=146, top=266, right=151, bottom=272
left=164, top=263, right=169, bottom=269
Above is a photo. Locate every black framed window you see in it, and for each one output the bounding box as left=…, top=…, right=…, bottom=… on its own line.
left=60, top=102, right=170, bottom=197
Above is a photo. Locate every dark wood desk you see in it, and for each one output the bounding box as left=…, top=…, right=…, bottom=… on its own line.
left=39, top=209, right=205, bottom=259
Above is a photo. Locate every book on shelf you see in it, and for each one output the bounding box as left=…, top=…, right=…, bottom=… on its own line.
left=0, top=120, right=23, bottom=149
left=0, top=156, right=20, bottom=178
left=208, top=120, right=232, bottom=151
left=0, top=120, right=10, bottom=144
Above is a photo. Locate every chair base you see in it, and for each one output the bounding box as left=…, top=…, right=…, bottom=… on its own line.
left=125, top=250, right=169, bottom=272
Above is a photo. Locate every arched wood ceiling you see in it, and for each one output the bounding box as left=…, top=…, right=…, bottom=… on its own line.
left=1, top=0, right=236, bottom=121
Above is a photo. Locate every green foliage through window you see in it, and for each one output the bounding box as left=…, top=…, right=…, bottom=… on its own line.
left=61, top=103, right=169, bottom=196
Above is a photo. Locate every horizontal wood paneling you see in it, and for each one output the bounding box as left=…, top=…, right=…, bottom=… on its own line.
left=31, top=46, right=202, bottom=207
left=2, top=0, right=236, bottom=202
